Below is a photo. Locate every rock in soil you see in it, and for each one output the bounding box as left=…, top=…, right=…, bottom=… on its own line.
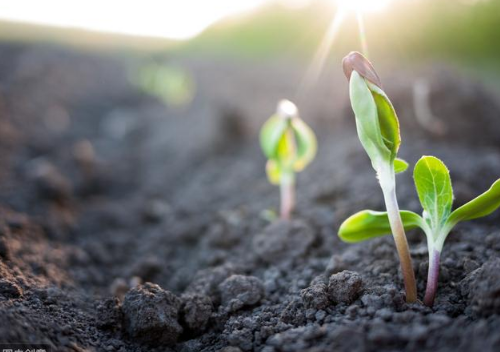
left=122, top=283, right=183, bottom=346
left=219, top=275, right=264, bottom=312
left=328, top=271, right=363, bottom=305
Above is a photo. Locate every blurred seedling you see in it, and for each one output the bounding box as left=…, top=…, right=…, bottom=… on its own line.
left=132, top=62, right=195, bottom=108
left=342, top=51, right=417, bottom=302
left=260, top=100, right=317, bottom=220
left=339, top=156, right=500, bottom=306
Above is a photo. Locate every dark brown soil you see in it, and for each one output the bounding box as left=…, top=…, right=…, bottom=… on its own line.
left=0, top=43, right=500, bottom=352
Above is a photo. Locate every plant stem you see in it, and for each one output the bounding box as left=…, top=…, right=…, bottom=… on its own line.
left=380, top=170, right=417, bottom=303
left=280, top=173, right=295, bottom=220
left=424, top=248, right=440, bottom=307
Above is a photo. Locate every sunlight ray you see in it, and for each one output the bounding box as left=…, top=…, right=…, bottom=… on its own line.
left=356, top=11, right=370, bottom=58
left=298, top=8, right=346, bottom=96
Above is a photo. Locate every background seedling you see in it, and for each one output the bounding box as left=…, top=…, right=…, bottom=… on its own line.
left=342, top=51, right=417, bottom=302
left=260, top=100, right=317, bottom=220
left=339, top=156, right=500, bottom=306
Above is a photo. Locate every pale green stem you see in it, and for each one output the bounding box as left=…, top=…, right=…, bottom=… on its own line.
left=280, top=172, right=295, bottom=220
left=379, top=165, right=417, bottom=303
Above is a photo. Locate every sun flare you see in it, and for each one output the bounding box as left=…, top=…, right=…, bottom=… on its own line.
left=0, top=0, right=268, bottom=40
left=335, top=0, right=392, bottom=13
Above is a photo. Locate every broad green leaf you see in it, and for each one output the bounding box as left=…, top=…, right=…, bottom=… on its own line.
left=292, top=118, right=317, bottom=172
left=338, top=209, right=423, bottom=243
left=265, top=160, right=281, bottom=185
left=368, top=82, right=401, bottom=158
left=276, top=129, right=295, bottom=167
left=349, top=71, right=391, bottom=169
left=260, top=115, right=288, bottom=159
left=413, top=156, right=453, bottom=231
left=447, top=179, right=500, bottom=227
left=394, top=158, right=409, bottom=174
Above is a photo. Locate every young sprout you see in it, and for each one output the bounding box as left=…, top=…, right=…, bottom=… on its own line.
left=342, top=51, right=417, bottom=302
left=260, top=100, right=317, bottom=220
left=339, top=156, right=500, bottom=306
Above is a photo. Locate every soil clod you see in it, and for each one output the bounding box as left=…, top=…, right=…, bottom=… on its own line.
left=219, top=275, right=265, bottom=312
left=181, top=293, right=214, bottom=332
left=301, top=282, right=330, bottom=310
left=328, top=270, right=363, bottom=305
left=122, top=283, right=183, bottom=346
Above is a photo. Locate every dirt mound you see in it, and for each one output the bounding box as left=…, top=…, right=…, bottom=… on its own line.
left=0, top=44, right=499, bottom=351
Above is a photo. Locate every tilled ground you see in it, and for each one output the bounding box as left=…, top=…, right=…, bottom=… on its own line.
left=0, top=43, right=500, bottom=352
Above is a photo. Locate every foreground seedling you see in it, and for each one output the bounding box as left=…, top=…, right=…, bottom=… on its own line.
left=260, top=100, right=317, bottom=220
left=342, top=51, right=417, bottom=302
left=339, top=156, right=500, bottom=306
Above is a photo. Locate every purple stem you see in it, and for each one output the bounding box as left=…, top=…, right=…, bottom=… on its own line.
left=424, top=248, right=441, bottom=307
left=280, top=177, right=295, bottom=220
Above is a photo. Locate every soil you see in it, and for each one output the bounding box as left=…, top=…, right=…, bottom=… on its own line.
left=0, top=43, right=500, bottom=352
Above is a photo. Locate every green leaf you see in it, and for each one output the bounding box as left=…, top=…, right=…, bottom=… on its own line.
left=291, top=118, right=317, bottom=172
left=338, top=209, right=424, bottom=243
left=394, top=158, right=409, bottom=174
left=413, top=156, right=453, bottom=231
left=276, top=129, right=295, bottom=165
left=349, top=71, right=391, bottom=169
left=260, top=115, right=288, bottom=159
left=349, top=72, right=402, bottom=171
left=368, top=82, right=401, bottom=159
left=447, top=179, right=500, bottom=227
left=265, top=159, right=282, bottom=185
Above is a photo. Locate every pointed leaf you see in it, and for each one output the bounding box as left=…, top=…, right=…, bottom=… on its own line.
left=260, top=115, right=288, bottom=159
left=394, top=158, right=409, bottom=174
left=338, top=209, right=424, bottom=243
left=368, top=82, right=401, bottom=158
left=447, top=179, right=500, bottom=227
left=349, top=71, right=391, bottom=169
left=413, top=156, right=453, bottom=231
left=291, top=118, right=317, bottom=172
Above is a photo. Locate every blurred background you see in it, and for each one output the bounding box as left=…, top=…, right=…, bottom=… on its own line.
left=0, top=0, right=500, bottom=207
left=1, top=0, right=499, bottom=65
left=1, top=0, right=500, bottom=99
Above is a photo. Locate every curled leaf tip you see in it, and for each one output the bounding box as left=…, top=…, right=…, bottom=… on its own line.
left=342, top=51, right=382, bottom=88
left=277, top=99, right=298, bottom=119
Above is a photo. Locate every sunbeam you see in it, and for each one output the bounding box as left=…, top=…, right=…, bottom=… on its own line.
left=298, top=0, right=394, bottom=97
left=356, top=12, right=370, bottom=57
left=298, top=8, right=346, bottom=96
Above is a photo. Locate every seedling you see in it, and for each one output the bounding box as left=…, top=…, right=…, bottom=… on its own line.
left=342, top=51, right=417, bottom=302
left=260, top=100, right=317, bottom=220
left=339, top=156, right=500, bottom=306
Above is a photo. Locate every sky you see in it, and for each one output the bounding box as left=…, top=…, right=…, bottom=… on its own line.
left=0, top=0, right=400, bottom=41
left=0, top=0, right=273, bottom=40
left=0, top=0, right=490, bottom=41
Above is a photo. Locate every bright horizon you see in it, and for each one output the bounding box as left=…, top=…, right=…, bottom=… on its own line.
left=0, top=0, right=278, bottom=41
